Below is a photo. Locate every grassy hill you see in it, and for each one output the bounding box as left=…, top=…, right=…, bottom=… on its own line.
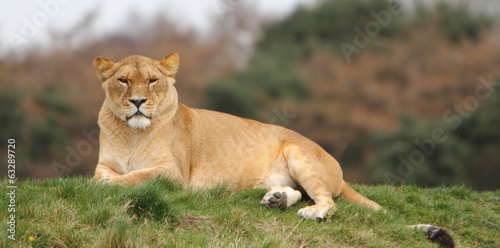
left=1, top=177, right=498, bottom=247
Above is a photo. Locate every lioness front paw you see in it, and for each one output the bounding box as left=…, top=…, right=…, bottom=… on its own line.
left=92, top=174, right=111, bottom=182
left=260, top=191, right=288, bottom=209
left=260, top=187, right=302, bottom=209
left=105, top=175, right=128, bottom=185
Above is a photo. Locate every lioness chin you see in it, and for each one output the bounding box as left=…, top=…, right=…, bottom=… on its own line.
left=91, top=52, right=383, bottom=220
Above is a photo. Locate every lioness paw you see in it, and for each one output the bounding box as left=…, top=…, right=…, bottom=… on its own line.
left=297, top=205, right=334, bottom=220
left=261, top=191, right=288, bottom=209
left=91, top=174, right=111, bottom=182
left=105, top=175, right=129, bottom=185
left=260, top=187, right=302, bottom=209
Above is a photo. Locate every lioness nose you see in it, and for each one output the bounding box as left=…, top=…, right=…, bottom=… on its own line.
left=129, top=98, right=147, bottom=108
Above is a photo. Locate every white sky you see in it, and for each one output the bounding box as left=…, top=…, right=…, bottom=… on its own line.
left=0, top=0, right=311, bottom=57
left=1, top=0, right=497, bottom=57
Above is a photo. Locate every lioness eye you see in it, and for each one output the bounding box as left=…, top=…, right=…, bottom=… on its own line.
left=149, top=78, right=158, bottom=84
left=118, top=78, right=128, bottom=84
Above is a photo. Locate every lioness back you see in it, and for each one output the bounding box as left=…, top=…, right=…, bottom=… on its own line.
left=186, top=106, right=304, bottom=189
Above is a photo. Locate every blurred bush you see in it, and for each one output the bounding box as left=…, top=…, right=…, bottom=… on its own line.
left=206, top=80, right=258, bottom=120
left=35, top=84, right=79, bottom=116
left=0, top=84, right=81, bottom=177
left=0, top=90, right=25, bottom=143
left=28, top=83, right=78, bottom=160
left=456, top=80, right=500, bottom=190
left=205, top=0, right=404, bottom=118
left=205, top=0, right=500, bottom=190
left=259, top=0, right=403, bottom=60
left=29, top=115, right=68, bottom=159
left=368, top=80, right=500, bottom=189
left=1, top=0, right=499, bottom=190
left=413, top=2, right=494, bottom=43
left=367, top=115, right=471, bottom=187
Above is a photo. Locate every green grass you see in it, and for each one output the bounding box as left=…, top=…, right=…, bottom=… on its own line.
left=1, top=177, right=499, bottom=247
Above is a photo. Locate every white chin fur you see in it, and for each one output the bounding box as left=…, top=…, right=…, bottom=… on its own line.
left=127, top=116, right=151, bottom=129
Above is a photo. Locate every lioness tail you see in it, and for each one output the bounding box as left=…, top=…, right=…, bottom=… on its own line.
left=340, top=181, right=383, bottom=210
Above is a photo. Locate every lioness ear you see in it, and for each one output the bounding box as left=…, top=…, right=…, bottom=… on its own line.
left=159, top=52, right=179, bottom=77
left=93, top=56, right=115, bottom=82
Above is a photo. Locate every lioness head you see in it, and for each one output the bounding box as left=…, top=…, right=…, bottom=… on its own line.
left=93, top=53, right=179, bottom=129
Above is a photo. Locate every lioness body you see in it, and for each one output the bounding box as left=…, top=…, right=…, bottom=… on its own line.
left=93, top=53, right=382, bottom=219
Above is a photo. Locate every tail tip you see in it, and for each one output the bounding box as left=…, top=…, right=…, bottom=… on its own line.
left=407, top=224, right=455, bottom=248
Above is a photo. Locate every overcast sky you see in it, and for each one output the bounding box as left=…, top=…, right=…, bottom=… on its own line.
left=1, top=0, right=498, bottom=58
left=0, top=0, right=311, bottom=57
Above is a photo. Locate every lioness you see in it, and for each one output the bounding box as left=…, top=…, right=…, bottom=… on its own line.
left=92, top=52, right=382, bottom=220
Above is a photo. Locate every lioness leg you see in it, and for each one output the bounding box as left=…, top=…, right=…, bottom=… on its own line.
left=285, top=145, right=337, bottom=220
left=106, top=166, right=182, bottom=186
left=296, top=181, right=336, bottom=220
left=260, top=186, right=302, bottom=209
left=92, top=164, right=122, bottom=181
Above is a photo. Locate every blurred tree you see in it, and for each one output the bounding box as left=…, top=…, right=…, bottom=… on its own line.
left=29, top=83, right=79, bottom=161
left=367, top=115, right=471, bottom=187
left=414, top=2, right=493, bottom=43
left=457, top=79, right=500, bottom=145
left=205, top=0, right=500, bottom=190
left=234, top=54, right=309, bottom=101
left=438, top=3, right=493, bottom=43
left=29, top=116, right=68, bottom=160
left=205, top=0, right=404, bottom=118
left=259, top=0, right=403, bottom=62
left=0, top=90, right=25, bottom=142
left=0, top=90, right=26, bottom=176
left=1, top=0, right=498, bottom=188
left=205, top=80, right=258, bottom=120
left=368, top=79, right=500, bottom=190
left=35, top=84, right=79, bottom=116
left=456, top=79, right=500, bottom=190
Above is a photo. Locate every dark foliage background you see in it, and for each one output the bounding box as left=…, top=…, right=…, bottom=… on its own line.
left=1, top=0, right=499, bottom=190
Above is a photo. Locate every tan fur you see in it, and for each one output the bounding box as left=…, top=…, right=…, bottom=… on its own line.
left=92, top=53, right=382, bottom=219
